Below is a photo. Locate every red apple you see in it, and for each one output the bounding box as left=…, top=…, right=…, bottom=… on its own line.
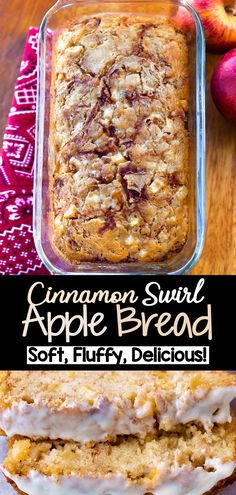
left=174, top=0, right=236, bottom=53
left=211, top=48, right=236, bottom=122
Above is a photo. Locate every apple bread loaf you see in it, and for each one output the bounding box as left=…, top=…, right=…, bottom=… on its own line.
left=1, top=371, right=236, bottom=443
left=50, top=14, right=189, bottom=263
left=3, top=422, right=236, bottom=495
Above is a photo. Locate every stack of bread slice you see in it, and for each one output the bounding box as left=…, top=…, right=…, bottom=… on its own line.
left=0, top=371, right=236, bottom=495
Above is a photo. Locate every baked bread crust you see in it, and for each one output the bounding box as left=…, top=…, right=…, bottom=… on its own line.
left=50, top=14, right=189, bottom=263
left=206, top=469, right=236, bottom=495
left=4, top=477, right=25, bottom=495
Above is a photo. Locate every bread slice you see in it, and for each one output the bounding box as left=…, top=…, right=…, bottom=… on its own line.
left=2, top=421, right=236, bottom=495
left=0, top=371, right=235, bottom=443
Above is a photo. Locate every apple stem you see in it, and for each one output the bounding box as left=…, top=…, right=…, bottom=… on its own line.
left=225, top=4, right=236, bottom=15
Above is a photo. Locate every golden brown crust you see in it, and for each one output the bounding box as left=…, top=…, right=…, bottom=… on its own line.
left=205, top=469, right=236, bottom=495
left=50, top=14, right=189, bottom=264
left=4, top=476, right=25, bottom=495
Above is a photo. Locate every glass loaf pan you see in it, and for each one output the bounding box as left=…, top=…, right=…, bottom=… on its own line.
left=34, top=0, right=206, bottom=274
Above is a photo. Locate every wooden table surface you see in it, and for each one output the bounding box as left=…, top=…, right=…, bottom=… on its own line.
left=0, top=0, right=235, bottom=275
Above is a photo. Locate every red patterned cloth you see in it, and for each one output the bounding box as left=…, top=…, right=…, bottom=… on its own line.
left=0, top=28, right=48, bottom=274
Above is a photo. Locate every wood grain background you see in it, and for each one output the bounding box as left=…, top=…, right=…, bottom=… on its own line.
left=0, top=0, right=235, bottom=274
